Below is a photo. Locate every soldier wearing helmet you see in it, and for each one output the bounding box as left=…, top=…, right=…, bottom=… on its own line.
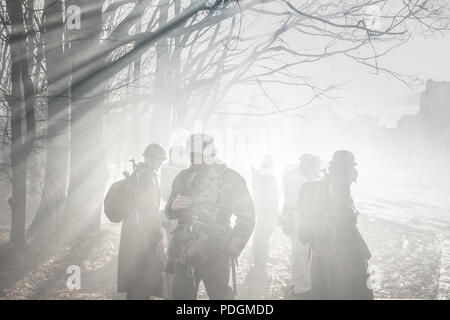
left=280, top=153, right=321, bottom=299
left=297, top=150, right=373, bottom=300
left=165, top=133, right=255, bottom=299
left=117, top=143, right=167, bottom=299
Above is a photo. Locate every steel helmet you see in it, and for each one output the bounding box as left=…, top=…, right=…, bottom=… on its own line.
left=143, top=143, right=167, bottom=160
left=330, top=150, right=357, bottom=166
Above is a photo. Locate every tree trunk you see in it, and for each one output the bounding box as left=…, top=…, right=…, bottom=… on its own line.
left=150, top=0, right=171, bottom=145
left=63, top=0, right=107, bottom=236
left=131, top=16, right=143, bottom=159
left=6, top=0, right=36, bottom=247
left=8, top=46, right=26, bottom=247
left=28, top=0, right=70, bottom=240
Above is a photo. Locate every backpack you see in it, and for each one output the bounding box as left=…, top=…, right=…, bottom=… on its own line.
left=297, top=178, right=331, bottom=245
left=104, top=177, right=135, bottom=223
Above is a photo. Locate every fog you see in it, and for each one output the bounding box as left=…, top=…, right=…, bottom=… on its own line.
left=0, top=0, right=449, bottom=300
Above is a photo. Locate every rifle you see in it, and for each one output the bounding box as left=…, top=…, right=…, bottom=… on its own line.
left=122, top=159, right=138, bottom=179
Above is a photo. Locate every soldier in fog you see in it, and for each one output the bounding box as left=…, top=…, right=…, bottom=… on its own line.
left=252, top=155, right=279, bottom=271
left=280, top=154, right=321, bottom=298
left=297, top=150, right=373, bottom=300
left=117, top=144, right=167, bottom=300
left=165, top=134, right=255, bottom=299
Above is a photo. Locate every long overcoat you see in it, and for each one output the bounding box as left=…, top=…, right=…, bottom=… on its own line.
left=117, top=168, right=164, bottom=299
left=298, top=176, right=373, bottom=300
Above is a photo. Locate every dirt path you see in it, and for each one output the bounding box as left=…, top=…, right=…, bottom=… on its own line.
left=0, top=214, right=444, bottom=300
left=356, top=185, right=450, bottom=300
left=0, top=186, right=448, bottom=300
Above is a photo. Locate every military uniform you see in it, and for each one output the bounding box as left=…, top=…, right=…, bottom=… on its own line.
left=298, top=174, right=373, bottom=300
left=165, top=163, right=255, bottom=300
left=117, top=165, right=164, bottom=299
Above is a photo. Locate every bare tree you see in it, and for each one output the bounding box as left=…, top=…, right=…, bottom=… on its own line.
left=208, top=0, right=450, bottom=118
left=1, top=0, right=449, bottom=244
left=4, top=0, right=37, bottom=246
left=27, top=0, right=71, bottom=240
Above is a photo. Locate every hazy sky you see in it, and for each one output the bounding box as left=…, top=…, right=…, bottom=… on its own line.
left=311, top=34, right=450, bottom=127
left=224, top=6, right=450, bottom=129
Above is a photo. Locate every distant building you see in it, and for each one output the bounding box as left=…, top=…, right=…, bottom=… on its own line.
left=395, top=79, right=450, bottom=167
left=420, top=80, right=450, bottom=128
left=420, top=80, right=450, bottom=149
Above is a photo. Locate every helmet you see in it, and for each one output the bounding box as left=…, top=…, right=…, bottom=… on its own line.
left=143, top=143, right=167, bottom=160
left=330, top=150, right=357, bottom=166
left=299, top=153, right=320, bottom=174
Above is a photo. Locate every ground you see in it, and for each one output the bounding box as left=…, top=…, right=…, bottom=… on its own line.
left=0, top=183, right=449, bottom=300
